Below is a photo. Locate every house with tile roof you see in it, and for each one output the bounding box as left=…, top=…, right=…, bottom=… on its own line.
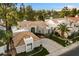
left=12, top=31, right=41, bottom=54
left=10, top=20, right=54, bottom=54
left=16, top=20, right=52, bottom=34
left=67, top=17, right=79, bottom=34
left=45, top=17, right=79, bottom=37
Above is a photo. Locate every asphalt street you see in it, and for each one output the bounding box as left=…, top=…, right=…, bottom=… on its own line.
left=60, top=46, right=79, bottom=56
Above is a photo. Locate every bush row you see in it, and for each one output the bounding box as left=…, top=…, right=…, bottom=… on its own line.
left=49, top=34, right=70, bottom=47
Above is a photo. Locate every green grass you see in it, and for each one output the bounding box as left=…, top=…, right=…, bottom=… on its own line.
left=33, top=47, right=49, bottom=56
left=16, top=46, right=49, bottom=56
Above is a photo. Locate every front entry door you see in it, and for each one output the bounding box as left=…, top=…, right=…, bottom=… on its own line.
left=31, top=27, right=35, bottom=33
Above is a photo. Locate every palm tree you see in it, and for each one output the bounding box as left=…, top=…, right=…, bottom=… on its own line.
left=18, top=3, right=26, bottom=21
left=0, top=3, right=18, bottom=55
left=57, top=23, right=70, bottom=38
left=25, top=5, right=36, bottom=21
left=60, top=7, right=70, bottom=18
left=0, top=30, right=12, bottom=47
left=36, top=10, right=44, bottom=21
left=0, top=30, right=6, bottom=44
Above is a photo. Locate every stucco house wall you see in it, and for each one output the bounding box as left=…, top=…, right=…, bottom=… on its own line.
left=28, top=26, right=51, bottom=34
left=24, top=37, right=34, bottom=52
left=29, top=26, right=37, bottom=33
left=15, top=40, right=41, bottom=54
left=15, top=45, right=26, bottom=54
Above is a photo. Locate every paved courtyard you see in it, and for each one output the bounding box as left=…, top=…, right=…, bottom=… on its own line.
left=41, top=38, right=64, bottom=55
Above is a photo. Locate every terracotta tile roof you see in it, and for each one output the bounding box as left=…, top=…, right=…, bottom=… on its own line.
left=18, top=21, right=47, bottom=29
left=68, top=17, right=79, bottom=22
left=12, top=31, right=40, bottom=47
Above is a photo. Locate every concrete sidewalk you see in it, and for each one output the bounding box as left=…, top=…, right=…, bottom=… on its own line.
left=47, top=41, right=79, bottom=56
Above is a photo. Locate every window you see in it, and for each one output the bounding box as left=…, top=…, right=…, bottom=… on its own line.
left=27, top=43, right=32, bottom=46
left=27, top=43, right=32, bottom=49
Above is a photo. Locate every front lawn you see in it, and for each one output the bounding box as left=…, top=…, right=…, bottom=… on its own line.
left=16, top=46, right=49, bottom=56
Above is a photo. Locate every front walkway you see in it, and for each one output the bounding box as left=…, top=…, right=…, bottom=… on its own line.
left=41, top=38, right=64, bottom=55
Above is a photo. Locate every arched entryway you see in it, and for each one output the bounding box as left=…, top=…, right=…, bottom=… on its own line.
left=31, top=27, right=35, bottom=33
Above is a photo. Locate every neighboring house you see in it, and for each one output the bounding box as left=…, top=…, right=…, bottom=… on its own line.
left=17, top=20, right=52, bottom=34
left=67, top=17, right=79, bottom=23
left=45, top=18, right=68, bottom=28
left=45, top=17, right=79, bottom=37
left=12, top=31, right=41, bottom=54
left=67, top=17, right=79, bottom=32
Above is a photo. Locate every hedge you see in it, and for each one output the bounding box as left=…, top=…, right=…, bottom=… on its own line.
left=16, top=46, right=49, bottom=56
left=49, top=35, right=70, bottom=47
left=72, top=36, right=79, bottom=43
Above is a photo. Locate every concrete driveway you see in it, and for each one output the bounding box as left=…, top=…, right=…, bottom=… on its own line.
left=41, top=38, right=64, bottom=56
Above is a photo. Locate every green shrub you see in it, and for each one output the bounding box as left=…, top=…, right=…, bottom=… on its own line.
left=16, top=46, right=49, bottom=56
left=33, top=47, right=49, bottom=56
left=51, top=35, right=67, bottom=47
left=68, top=32, right=79, bottom=39
left=72, top=36, right=79, bottom=43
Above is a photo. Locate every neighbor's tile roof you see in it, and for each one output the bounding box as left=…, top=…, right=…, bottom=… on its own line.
left=12, top=31, right=40, bottom=47
left=68, top=17, right=79, bottom=22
